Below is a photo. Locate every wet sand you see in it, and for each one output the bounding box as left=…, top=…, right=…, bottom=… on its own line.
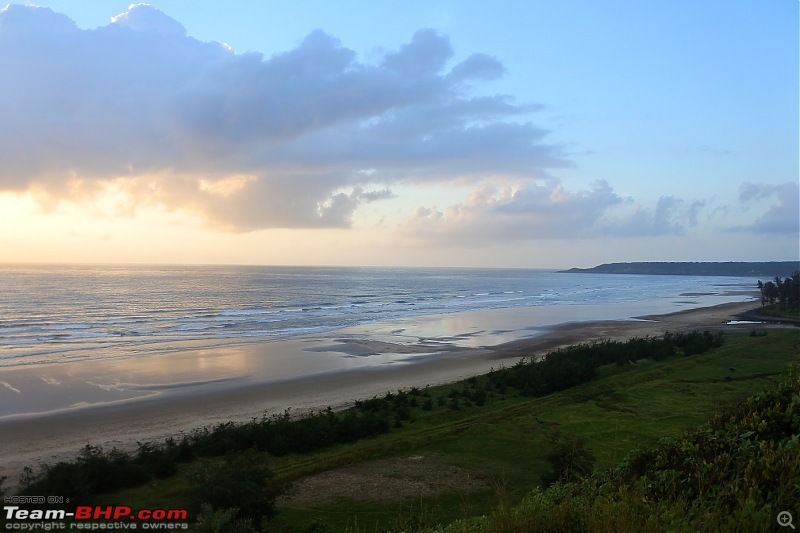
left=0, top=300, right=774, bottom=489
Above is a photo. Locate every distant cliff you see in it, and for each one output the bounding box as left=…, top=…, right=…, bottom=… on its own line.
left=559, top=261, right=799, bottom=277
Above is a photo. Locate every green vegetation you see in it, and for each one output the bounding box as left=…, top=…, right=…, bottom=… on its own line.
left=414, top=368, right=800, bottom=533
left=757, top=272, right=800, bottom=319
left=14, top=329, right=799, bottom=532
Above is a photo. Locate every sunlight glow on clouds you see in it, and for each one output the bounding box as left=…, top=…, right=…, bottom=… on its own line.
left=0, top=3, right=565, bottom=234
left=0, top=2, right=796, bottom=266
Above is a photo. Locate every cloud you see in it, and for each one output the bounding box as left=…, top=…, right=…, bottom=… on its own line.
left=401, top=180, right=704, bottom=245
left=447, top=53, right=505, bottom=83
left=600, top=196, right=708, bottom=238
left=382, top=28, right=453, bottom=76
left=0, top=4, right=564, bottom=230
left=732, top=181, right=799, bottom=234
left=110, top=3, right=186, bottom=38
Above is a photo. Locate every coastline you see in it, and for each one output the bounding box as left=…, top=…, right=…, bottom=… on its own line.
left=0, top=300, right=769, bottom=488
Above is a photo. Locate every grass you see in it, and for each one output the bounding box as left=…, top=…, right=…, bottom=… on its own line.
left=94, top=329, right=798, bottom=532
left=427, top=366, right=800, bottom=532
left=757, top=305, right=800, bottom=321
left=537, top=330, right=796, bottom=465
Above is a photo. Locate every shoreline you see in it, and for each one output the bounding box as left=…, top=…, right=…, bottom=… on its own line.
left=0, top=300, right=774, bottom=488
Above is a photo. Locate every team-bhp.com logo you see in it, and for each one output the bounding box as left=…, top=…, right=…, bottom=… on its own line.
left=4, top=504, right=189, bottom=530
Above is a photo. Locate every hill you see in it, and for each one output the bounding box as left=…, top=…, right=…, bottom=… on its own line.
left=416, top=366, right=800, bottom=533
left=559, top=261, right=799, bottom=277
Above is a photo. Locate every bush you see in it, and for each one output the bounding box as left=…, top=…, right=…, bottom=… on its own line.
left=20, top=445, right=148, bottom=500
left=542, top=427, right=596, bottom=486
left=190, top=504, right=256, bottom=533
left=487, top=332, right=724, bottom=400
left=188, top=450, right=289, bottom=526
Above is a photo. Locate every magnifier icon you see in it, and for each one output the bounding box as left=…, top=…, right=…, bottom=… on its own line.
left=779, top=511, right=795, bottom=529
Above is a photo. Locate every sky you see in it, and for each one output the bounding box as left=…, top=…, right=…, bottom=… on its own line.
left=0, top=1, right=797, bottom=268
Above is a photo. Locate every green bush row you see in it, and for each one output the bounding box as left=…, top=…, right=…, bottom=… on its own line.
left=489, top=330, right=723, bottom=398
left=19, top=406, right=393, bottom=500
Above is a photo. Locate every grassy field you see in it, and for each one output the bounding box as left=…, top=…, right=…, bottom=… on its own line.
left=99, top=329, right=798, bottom=532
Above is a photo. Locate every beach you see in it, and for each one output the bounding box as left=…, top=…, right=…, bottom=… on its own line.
left=0, top=299, right=774, bottom=489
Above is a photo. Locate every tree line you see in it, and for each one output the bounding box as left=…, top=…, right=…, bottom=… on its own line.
left=757, top=271, right=800, bottom=312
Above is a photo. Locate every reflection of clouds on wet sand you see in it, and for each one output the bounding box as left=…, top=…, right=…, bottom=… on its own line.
left=0, top=297, right=759, bottom=421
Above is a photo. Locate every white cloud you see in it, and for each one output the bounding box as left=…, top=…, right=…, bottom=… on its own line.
left=0, top=4, right=563, bottom=230
left=7, top=3, right=784, bottom=251
left=401, top=179, right=714, bottom=245
left=110, top=3, right=186, bottom=38
left=732, top=181, right=799, bottom=234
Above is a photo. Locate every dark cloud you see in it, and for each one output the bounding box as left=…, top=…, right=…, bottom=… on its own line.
left=0, top=4, right=563, bottom=229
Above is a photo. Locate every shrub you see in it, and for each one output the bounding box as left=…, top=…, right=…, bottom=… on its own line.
left=190, top=504, right=256, bottom=533
left=188, top=450, right=289, bottom=526
left=542, top=427, right=596, bottom=486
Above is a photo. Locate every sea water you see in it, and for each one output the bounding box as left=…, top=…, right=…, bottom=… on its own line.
left=0, top=264, right=758, bottom=368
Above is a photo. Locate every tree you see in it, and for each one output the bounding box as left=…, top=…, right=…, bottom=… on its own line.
left=758, top=271, right=800, bottom=311
left=759, top=280, right=779, bottom=307
left=789, top=271, right=800, bottom=311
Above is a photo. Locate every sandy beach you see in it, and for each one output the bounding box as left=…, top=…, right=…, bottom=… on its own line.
left=0, top=300, right=779, bottom=489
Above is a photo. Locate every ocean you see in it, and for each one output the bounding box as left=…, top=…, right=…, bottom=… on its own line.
left=0, top=264, right=758, bottom=369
